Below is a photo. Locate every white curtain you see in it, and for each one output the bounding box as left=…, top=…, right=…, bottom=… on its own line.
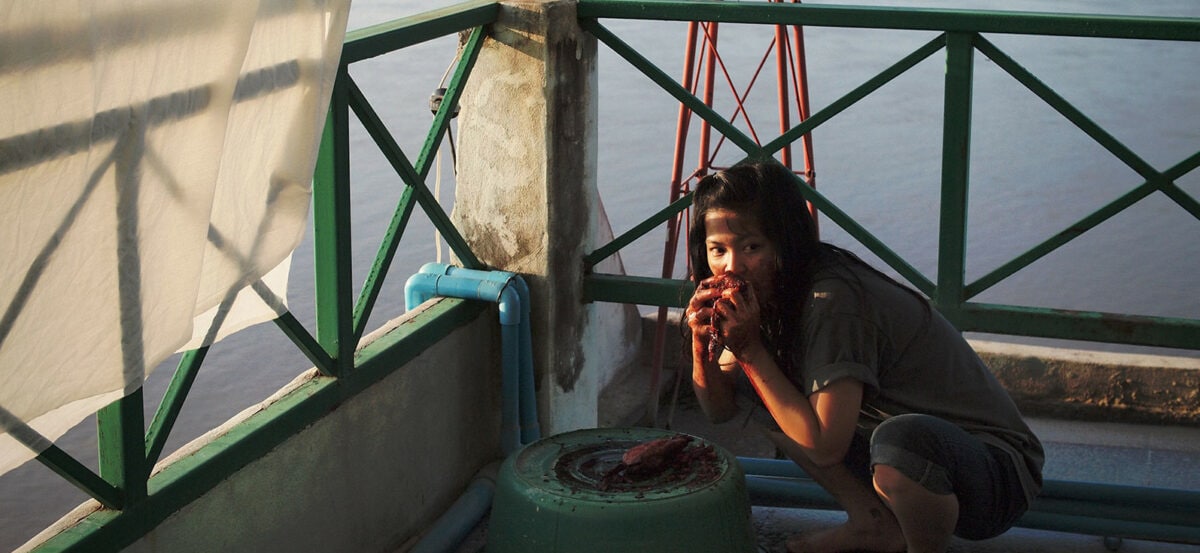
left=0, top=0, right=351, bottom=476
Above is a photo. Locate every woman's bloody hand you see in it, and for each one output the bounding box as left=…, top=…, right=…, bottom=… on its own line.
left=699, top=273, right=748, bottom=360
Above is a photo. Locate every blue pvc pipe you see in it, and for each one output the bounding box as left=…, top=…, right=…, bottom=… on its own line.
left=417, top=263, right=540, bottom=443
left=737, top=456, right=807, bottom=479
left=408, top=465, right=497, bottom=553
left=404, top=265, right=541, bottom=553
left=737, top=456, right=1200, bottom=544
left=404, top=269, right=532, bottom=452
left=506, top=276, right=539, bottom=444
left=498, top=321, right=521, bottom=454
left=744, top=474, right=839, bottom=510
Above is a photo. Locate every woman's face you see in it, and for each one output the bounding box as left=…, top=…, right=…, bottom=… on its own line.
left=704, top=208, right=777, bottom=301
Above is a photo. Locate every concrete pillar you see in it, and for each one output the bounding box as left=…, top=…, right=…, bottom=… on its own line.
left=454, top=0, right=641, bottom=436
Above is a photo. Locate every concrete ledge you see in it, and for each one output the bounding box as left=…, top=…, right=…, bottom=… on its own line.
left=601, top=314, right=1200, bottom=429
left=974, top=341, right=1200, bottom=427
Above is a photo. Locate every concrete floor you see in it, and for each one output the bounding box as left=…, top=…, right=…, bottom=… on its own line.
left=749, top=506, right=1197, bottom=553
left=450, top=390, right=1200, bottom=553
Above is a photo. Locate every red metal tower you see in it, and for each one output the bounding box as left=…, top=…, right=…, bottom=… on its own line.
left=648, top=1, right=818, bottom=427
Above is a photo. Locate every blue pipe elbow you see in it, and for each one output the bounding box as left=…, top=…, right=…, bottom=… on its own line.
left=404, top=264, right=539, bottom=447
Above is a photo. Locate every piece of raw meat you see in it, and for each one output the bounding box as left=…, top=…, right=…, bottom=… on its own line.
left=701, top=272, right=747, bottom=360
left=620, top=435, right=692, bottom=477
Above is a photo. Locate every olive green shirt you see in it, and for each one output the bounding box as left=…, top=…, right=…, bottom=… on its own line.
left=797, top=264, right=1044, bottom=505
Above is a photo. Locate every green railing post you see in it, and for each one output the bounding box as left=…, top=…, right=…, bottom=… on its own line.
left=96, top=389, right=148, bottom=507
left=95, top=104, right=150, bottom=508
left=312, top=66, right=355, bottom=377
left=935, top=31, right=975, bottom=322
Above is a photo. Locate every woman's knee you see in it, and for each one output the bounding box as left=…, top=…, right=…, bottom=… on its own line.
left=872, top=464, right=957, bottom=514
left=872, top=463, right=920, bottom=498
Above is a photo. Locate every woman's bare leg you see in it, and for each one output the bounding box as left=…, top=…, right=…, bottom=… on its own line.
left=873, top=464, right=958, bottom=553
left=768, top=432, right=906, bottom=553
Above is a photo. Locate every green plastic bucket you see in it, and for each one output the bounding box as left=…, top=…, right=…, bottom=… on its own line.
left=488, top=427, right=756, bottom=552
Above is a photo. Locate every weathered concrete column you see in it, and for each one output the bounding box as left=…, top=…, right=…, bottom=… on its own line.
left=454, top=0, right=641, bottom=436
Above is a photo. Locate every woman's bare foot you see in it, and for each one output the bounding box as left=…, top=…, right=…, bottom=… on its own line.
left=785, top=511, right=906, bottom=553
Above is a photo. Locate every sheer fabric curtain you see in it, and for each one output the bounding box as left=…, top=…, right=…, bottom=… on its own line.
left=0, top=0, right=351, bottom=475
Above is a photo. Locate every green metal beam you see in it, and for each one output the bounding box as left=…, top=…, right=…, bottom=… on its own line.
left=354, top=180, right=420, bottom=339
left=581, top=18, right=762, bottom=157
left=344, top=81, right=483, bottom=274
left=763, top=39, right=946, bottom=296
left=273, top=311, right=336, bottom=376
left=763, top=34, right=945, bottom=158
left=96, top=390, right=148, bottom=507
left=790, top=174, right=938, bottom=298
left=342, top=0, right=499, bottom=63
left=351, top=26, right=487, bottom=339
left=145, top=348, right=208, bottom=468
left=409, top=26, right=486, bottom=267
left=577, top=0, right=1200, bottom=42
left=966, top=181, right=1158, bottom=300
left=35, top=443, right=123, bottom=509
left=313, top=68, right=355, bottom=377
left=584, top=273, right=693, bottom=307
left=585, top=192, right=693, bottom=269
left=976, top=37, right=1161, bottom=181
left=1159, top=150, right=1200, bottom=218
left=955, top=303, right=1200, bottom=351
left=934, top=32, right=975, bottom=314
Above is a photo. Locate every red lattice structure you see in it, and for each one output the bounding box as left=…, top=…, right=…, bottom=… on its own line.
left=650, top=1, right=818, bottom=427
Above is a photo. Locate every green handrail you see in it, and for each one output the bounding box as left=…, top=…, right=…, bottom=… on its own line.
left=576, top=0, right=1200, bottom=41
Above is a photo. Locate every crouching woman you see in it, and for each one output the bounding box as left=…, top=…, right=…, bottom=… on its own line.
left=684, top=161, right=1043, bottom=553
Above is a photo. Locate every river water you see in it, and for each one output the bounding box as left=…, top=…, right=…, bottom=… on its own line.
left=2, top=0, right=1197, bottom=550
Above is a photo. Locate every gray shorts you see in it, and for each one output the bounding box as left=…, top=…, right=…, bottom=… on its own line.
left=848, top=413, right=1029, bottom=540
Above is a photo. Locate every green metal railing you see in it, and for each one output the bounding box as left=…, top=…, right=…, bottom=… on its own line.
left=27, top=2, right=499, bottom=550
left=578, top=0, right=1200, bottom=352
left=576, top=3, right=1200, bottom=544
left=316, top=2, right=493, bottom=376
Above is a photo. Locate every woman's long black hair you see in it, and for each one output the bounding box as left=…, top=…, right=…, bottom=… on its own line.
left=687, top=160, right=927, bottom=372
